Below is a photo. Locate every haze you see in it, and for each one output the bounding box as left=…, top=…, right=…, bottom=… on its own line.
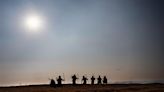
left=0, top=0, right=164, bottom=86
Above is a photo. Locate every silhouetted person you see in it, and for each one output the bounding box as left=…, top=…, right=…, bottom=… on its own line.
left=72, top=74, right=78, bottom=85
left=50, top=79, right=56, bottom=87
left=56, top=76, right=63, bottom=87
left=91, top=76, right=95, bottom=85
left=81, top=76, right=88, bottom=84
left=97, top=75, right=102, bottom=84
left=103, top=76, right=107, bottom=84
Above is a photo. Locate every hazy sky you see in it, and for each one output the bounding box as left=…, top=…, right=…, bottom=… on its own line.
left=0, top=0, right=164, bottom=86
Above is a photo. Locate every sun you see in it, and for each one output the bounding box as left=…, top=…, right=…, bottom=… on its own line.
left=24, top=14, right=43, bottom=32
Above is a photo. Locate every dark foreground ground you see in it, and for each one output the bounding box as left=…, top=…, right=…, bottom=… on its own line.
left=0, top=84, right=164, bottom=92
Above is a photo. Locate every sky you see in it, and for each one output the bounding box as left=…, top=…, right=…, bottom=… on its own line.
left=0, top=0, right=164, bottom=86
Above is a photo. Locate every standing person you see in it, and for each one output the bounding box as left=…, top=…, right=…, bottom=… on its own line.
left=81, top=76, right=88, bottom=84
left=91, top=76, right=95, bottom=85
left=97, top=75, right=102, bottom=84
left=103, top=76, right=108, bottom=84
left=72, top=74, right=78, bottom=85
left=56, top=76, right=64, bottom=87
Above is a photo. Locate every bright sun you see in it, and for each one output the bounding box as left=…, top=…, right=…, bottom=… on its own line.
left=24, top=14, right=43, bottom=32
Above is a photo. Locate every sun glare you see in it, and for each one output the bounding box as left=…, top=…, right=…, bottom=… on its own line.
left=24, top=14, right=43, bottom=32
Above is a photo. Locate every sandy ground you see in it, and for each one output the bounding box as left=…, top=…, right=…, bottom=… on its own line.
left=0, top=84, right=164, bottom=92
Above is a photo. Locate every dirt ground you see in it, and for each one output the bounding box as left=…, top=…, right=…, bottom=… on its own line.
left=0, top=84, right=164, bottom=92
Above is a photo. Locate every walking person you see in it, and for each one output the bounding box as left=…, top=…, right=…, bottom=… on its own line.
left=97, top=75, right=102, bottom=84
left=91, top=76, right=95, bottom=85
left=72, top=74, right=78, bottom=85
left=81, top=76, right=88, bottom=84
left=56, top=75, right=64, bottom=87
left=103, top=76, right=108, bottom=84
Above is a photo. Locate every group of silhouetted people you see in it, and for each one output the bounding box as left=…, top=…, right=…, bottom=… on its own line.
left=90, top=75, right=107, bottom=85
left=50, top=75, right=64, bottom=87
left=50, top=74, right=108, bottom=87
